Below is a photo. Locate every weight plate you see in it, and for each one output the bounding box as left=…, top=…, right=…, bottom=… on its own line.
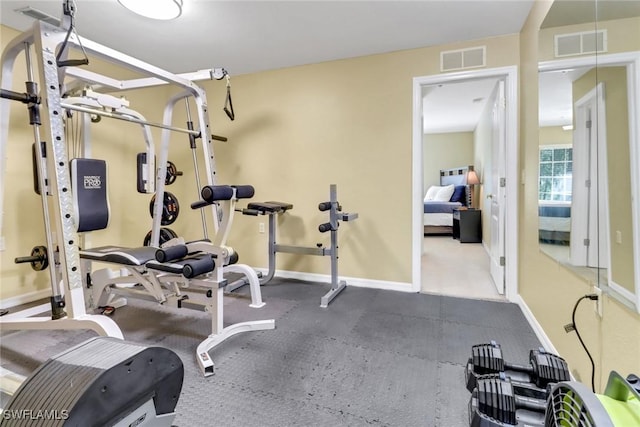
left=149, top=192, right=180, bottom=225
left=143, top=228, right=178, bottom=247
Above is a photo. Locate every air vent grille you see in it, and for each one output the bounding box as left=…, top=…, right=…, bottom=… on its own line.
left=15, top=6, right=60, bottom=26
left=440, top=46, right=486, bottom=72
left=554, top=30, right=607, bottom=57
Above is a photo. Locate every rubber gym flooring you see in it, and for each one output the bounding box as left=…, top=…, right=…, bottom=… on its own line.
left=0, top=278, right=542, bottom=426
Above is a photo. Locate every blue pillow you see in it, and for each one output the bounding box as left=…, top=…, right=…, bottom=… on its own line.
left=449, top=185, right=466, bottom=204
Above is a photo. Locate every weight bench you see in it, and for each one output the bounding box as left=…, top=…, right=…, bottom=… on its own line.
left=73, top=160, right=274, bottom=376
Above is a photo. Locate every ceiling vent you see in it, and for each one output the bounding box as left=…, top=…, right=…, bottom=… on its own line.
left=15, top=6, right=61, bottom=27
left=554, top=30, right=607, bottom=57
left=440, top=46, right=486, bottom=72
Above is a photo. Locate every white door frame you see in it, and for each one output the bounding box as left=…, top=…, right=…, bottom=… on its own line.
left=412, top=66, right=519, bottom=301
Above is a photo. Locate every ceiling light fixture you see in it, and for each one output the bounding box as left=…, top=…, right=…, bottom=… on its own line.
left=118, top=0, right=183, bottom=20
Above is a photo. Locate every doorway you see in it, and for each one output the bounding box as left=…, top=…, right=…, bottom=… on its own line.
left=411, top=66, right=519, bottom=301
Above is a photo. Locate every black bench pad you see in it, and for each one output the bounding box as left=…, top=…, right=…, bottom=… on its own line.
left=247, top=201, right=293, bottom=213
left=79, top=246, right=158, bottom=266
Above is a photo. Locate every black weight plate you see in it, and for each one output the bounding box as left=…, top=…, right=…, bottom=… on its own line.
left=143, top=228, right=178, bottom=247
left=149, top=192, right=180, bottom=225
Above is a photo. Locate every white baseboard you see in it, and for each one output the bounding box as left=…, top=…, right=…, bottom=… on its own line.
left=0, top=289, right=50, bottom=309
left=513, top=294, right=560, bottom=355
left=255, top=269, right=414, bottom=293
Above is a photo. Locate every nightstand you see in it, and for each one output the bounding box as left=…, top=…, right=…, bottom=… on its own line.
left=452, top=208, right=482, bottom=243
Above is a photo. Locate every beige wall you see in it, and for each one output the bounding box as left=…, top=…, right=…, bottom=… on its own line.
left=520, top=1, right=640, bottom=389
left=539, top=125, right=572, bottom=146
left=423, top=132, right=474, bottom=192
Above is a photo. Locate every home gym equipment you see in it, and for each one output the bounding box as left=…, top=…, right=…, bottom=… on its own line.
left=188, top=183, right=269, bottom=309
left=0, top=13, right=122, bottom=339
left=75, top=161, right=272, bottom=376
left=0, top=2, right=231, bottom=342
left=465, top=341, right=569, bottom=427
left=239, top=184, right=358, bottom=308
left=465, top=341, right=570, bottom=393
left=13, top=245, right=49, bottom=271
left=469, top=375, right=548, bottom=426
left=0, top=337, right=183, bottom=427
left=468, top=371, right=640, bottom=426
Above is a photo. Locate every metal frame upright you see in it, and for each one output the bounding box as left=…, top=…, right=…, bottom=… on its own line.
left=0, top=19, right=221, bottom=336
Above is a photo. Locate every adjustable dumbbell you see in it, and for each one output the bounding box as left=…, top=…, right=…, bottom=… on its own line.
left=469, top=375, right=547, bottom=427
left=465, top=341, right=570, bottom=395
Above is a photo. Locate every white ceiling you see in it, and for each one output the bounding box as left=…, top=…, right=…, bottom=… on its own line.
left=422, top=78, right=498, bottom=133
left=0, top=0, right=535, bottom=133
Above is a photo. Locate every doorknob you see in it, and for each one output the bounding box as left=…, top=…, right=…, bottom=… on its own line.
left=486, top=194, right=494, bottom=199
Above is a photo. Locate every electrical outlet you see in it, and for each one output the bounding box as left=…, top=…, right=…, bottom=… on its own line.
left=259, top=223, right=265, bottom=234
left=592, top=285, right=603, bottom=318
left=0, top=236, right=5, bottom=251
left=615, top=230, right=622, bottom=244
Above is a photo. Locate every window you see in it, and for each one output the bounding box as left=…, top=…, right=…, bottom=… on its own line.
left=539, top=145, right=572, bottom=201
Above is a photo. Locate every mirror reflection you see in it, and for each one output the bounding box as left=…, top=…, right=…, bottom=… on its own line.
left=538, top=0, right=640, bottom=308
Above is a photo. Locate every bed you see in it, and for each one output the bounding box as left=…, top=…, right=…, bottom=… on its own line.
left=538, top=200, right=571, bottom=245
left=423, top=167, right=469, bottom=235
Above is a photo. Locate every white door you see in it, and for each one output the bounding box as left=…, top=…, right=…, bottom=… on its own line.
left=571, top=83, right=609, bottom=268
left=489, top=80, right=506, bottom=294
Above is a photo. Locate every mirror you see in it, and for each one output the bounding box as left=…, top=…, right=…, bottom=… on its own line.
left=538, top=0, right=640, bottom=311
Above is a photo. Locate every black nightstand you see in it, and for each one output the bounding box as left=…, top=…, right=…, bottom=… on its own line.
left=452, top=208, right=482, bottom=243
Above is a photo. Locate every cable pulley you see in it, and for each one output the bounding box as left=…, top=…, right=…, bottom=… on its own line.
left=149, top=192, right=180, bottom=225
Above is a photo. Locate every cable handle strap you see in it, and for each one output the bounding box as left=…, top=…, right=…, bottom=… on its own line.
left=224, top=75, right=235, bottom=121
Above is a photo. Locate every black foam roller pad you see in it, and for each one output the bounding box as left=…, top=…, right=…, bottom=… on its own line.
left=156, top=245, right=188, bottom=263
left=318, top=201, right=331, bottom=212
left=183, top=256, right=215, bottom=278
left=201, top=185, right=234, bottom=202
left=228, top=251, right=239, bottom=265
left=318, top=222, right=333, bottom=233
left=232, top=185, right=255, bottom=199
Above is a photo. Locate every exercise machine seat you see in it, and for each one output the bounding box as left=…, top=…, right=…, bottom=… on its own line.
left=146, top=254, right=215, bottom=279
left=247, top=201, right=293, bottom=213
left=79, top=246, right=158, bottom=266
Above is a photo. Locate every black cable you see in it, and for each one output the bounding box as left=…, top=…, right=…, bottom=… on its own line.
left=570, top=294, right=599, bottom=393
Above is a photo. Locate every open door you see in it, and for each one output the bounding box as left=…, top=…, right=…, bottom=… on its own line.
left=489, top=80, right=506, bottom=294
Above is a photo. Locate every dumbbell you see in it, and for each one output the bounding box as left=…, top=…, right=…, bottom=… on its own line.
left=465, top=341, right=570, bottom=394
left=469, top=375, right=547, bottom=427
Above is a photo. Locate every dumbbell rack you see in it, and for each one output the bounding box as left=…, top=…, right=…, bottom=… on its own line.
left=268, top=185, right=358, bottom=308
